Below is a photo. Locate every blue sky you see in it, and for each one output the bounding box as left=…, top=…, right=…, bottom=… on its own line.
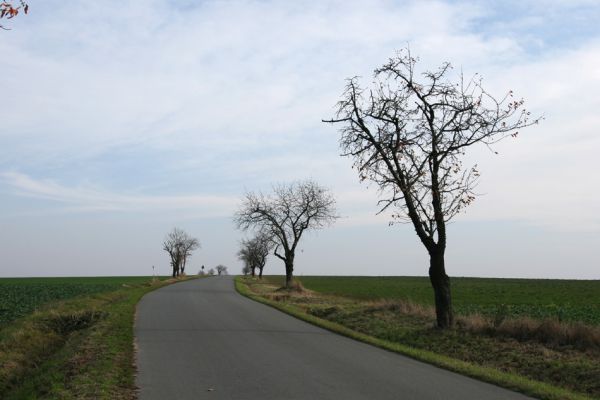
left=1, top=0, right=599, bottom=278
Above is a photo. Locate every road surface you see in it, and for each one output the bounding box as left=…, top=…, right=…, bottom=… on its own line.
left=135, top=276, right=532, bottom=399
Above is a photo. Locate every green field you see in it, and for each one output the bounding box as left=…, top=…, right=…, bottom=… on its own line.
left=0, top=276, right=163, bottom=326
left=267, top=276, right=600, bottom=325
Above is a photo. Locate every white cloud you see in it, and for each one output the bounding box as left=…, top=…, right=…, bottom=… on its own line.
left=2, top=0, right=599, bottom=231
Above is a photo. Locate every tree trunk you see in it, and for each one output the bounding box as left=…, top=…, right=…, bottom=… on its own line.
left=428, top=250, right=453, bottom=329
left=258, top=266, right=263, bottom=279
left=251, top=266, right=256, bottom=277
left=284, top=256, right=294, bottom=288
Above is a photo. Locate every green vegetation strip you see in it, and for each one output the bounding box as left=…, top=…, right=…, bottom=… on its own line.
left=0, top=276, right=194, bottom=399
left=292, top=276, right=600, bottom=325
left=0, top=276, right=167, bottom=327
left=235, top=276, right=592, bottom=400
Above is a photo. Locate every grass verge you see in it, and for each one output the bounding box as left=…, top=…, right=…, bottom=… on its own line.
left=0, top=276, right=196, bottom=399
left=235, top=276, right=594, bottom=400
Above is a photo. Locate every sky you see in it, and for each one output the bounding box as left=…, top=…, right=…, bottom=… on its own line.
left=1, top=0, right=599, bottom=279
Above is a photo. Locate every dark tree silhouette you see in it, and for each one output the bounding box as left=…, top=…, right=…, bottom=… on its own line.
left=324, top=48, right=540, bottom=328
left=163, top=228, right=200, bottom=277
left=215, top=264, right=228, bottom=276
left=235, top=180, right=337, bottom=288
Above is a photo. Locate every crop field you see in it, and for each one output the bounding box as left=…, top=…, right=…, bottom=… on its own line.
left=265, top=276, right=600, bottom=325
left=0, top=276, right=160, bottom=327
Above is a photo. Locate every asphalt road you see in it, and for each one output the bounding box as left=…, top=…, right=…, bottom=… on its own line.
left=135, top=276, right=533, bottom=400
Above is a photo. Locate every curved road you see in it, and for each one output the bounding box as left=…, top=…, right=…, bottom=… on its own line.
left=135, top=276, right=532, bottom=399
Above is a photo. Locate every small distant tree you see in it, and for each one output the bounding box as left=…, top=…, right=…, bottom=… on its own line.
left=1, top=1, right=29, bottom=30
left=324, top=48, right=539, bottom=328
left=238, top=247, right=254, bottom=277
left=235, top=180, right=337, bottom=288
left=162, top=228, right=200, bottom=277
left=215, top=265, right=228, bottom=276
left=207, top=268, right=215, bottom=276
left=242, top=264, right=251, bottom=276
left=163, top=228, right=185, bottom=278
left=237, top=232, right=272, bottom=279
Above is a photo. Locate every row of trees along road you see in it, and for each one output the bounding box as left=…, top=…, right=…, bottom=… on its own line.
left=235, top=180, right=337, bottom=288
left=235, top=48, right=540, bottom=330
left=323, top=48, right=541, bottom=328
left=162, top=228, right=200, bottom=277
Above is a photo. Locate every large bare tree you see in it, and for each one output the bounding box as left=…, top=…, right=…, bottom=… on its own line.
left=324, top=49, right=540, bottom=328
left=235, top=180, right=337, bottom=288
left=163, top=228, right=200, bottom=277
left=237, top=232, right=272, bottom=278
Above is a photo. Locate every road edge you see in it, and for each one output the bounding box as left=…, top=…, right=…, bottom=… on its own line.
left=234, top=276, right=590, bottom=400
left=133, top=276, right=207, bottom=396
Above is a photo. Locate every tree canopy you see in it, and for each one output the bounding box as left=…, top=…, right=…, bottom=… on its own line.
left=324, top=48, right=539, bottom=327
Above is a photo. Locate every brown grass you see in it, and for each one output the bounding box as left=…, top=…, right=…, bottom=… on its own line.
left=365, top=299, right=435, bottom=319
left=274, top=279, right=307, bottom=292
left=457, top=315, right=600, bottom=350
left=356, top=297, right=600, bottom=350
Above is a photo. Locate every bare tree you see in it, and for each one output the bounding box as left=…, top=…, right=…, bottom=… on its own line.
left=237, top=245, right=255, bottom=277
left=215, top=264, right=228, bottom=276
left=162, top=228, right=200, bottom=277
left=163, top=228, right=186, bottom=278
left=237, top=232, right=272, bottom=278
left=324, top=48, right=540, bottom=328
left=180, top=236, right=200, bottom=275
left=235, top=180, right=337, bottom=288
left=207, top=268, right=215, bottom=276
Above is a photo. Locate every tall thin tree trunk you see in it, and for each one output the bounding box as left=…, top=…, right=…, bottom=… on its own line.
left=258, top=266, right=263, bottom=279
left=428, top=250, right=453, bottom=328
left=251, top=266, right=256, bottom=277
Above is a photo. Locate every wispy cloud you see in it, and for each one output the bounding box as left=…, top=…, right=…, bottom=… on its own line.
left=0, top=171, right=238, bottom=216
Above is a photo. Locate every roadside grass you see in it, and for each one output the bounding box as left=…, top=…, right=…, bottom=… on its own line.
left=236, top=276, right=599, bottom=400
left=0, top=276, right=195, bottom=399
